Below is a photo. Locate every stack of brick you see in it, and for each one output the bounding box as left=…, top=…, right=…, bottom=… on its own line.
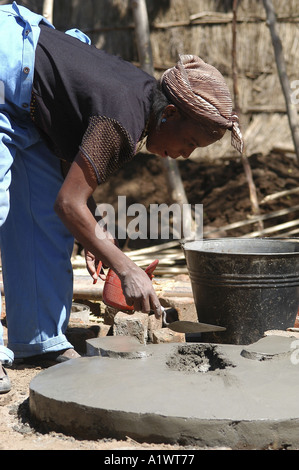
left=101, top=275, right=197, bottom=344
left=67, top=275, right=197, bottom=349
left=112, top=310, right=186, bottom=344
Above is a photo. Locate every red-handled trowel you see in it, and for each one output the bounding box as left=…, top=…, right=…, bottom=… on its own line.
left=93, top=259, right=226, bottom=334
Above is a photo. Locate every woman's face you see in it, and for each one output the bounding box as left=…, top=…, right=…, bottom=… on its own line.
left=146, top=105, right=225, bottom=159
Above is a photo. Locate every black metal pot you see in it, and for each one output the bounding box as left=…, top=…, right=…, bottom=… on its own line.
left=183, top=238, right=299, bottom=345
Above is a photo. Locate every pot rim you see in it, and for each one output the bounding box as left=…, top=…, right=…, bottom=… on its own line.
left=182, top=237, right=299, bottom=256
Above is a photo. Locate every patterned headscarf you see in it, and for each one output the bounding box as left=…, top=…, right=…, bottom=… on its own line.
left=161, top=55, right=244, bottom=154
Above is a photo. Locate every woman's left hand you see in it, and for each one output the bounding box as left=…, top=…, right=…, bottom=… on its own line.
left=85, top=230, right=117, bottom=282
left=85, top=249, right=99, bottom=282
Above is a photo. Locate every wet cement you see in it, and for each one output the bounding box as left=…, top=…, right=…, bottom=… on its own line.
left=29, top=335, right=299, bottom=449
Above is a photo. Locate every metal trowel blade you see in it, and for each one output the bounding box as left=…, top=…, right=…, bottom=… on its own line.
left=166, top=321, right=226, bottom=334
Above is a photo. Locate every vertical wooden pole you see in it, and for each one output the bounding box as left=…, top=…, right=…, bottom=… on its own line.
left=263, top=0, right=299, bottom=162
left=43, top=0, right=54, bottom=24
left=130, top=0, right=195, bottom=239
left=131, top=0, right=154, bottom=76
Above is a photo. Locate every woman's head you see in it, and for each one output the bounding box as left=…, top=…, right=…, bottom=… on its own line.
left=147, top=103, right=225, bottom=159
left=146, top=55, right=243, bottom=159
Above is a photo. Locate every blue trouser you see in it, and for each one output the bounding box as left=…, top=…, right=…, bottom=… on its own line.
left=0, top=3, right=90, bottom=363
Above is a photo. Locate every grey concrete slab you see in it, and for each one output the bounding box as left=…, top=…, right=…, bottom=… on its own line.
left=29, top=336, right=299, bottom=449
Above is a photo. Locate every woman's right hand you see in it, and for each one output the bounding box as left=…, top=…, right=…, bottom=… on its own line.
left=119, top=264, right=162, bottom=318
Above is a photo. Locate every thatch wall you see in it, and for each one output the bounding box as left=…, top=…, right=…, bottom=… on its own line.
left=1, top=0, right=299, bottom=160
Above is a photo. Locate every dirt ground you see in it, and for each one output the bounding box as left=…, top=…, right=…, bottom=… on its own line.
left=1, top=150, right=299, bottom=450
left=93, top=150, right=299, bottom=245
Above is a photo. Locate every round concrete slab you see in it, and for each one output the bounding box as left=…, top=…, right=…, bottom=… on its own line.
left=29, top=339, right=299, bottom=449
